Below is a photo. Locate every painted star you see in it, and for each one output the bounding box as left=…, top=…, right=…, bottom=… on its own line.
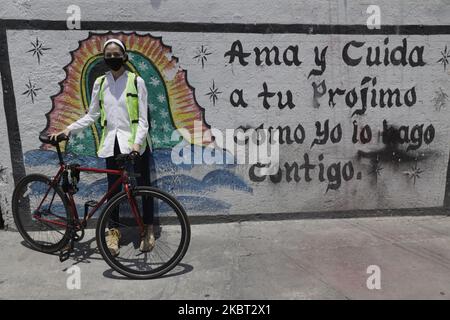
left=160, top=109, right=169, bottom=118
left=75, top=131, right=85, bottom=140
left=369, top=163, right=383, bottom=177
left=205, top=80, right=222, bottom=106
left=152, top=136, right=160, bottom=144
left=403, top=162, right=424, bottom=185
left=26, top=37, right=50, bottom=64
left=138, top=61, right=148, bottom=71
left=150, top=76, right=161, bottom=87
left=157, top=93, right=166, bottom=103
left=437, top=45, right=450, bottom=71
left=193, top=45, right=212, bottom=69
left=22, top=78, right=41, bottom=104
left=161, top=122, right=171, bottom=132
left=74, top=144, right=85, bottom=152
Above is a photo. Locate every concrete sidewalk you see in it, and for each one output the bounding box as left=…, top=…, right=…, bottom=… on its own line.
left=1, top=215, right=450, bottom=299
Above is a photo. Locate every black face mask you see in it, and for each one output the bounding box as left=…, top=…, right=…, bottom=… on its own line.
left=104, top=57, right=124, bottom=71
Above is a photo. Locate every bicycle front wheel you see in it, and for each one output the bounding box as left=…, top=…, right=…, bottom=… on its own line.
left=96, top=186, right=190, bottom=279
left=12, top=174, right=71, bottom=253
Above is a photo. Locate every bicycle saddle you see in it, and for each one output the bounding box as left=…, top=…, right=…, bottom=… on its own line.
left=39, top=132, right=69, bottom=146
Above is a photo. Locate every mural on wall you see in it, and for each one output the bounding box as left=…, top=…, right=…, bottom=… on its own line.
left=2, top=20, right=450, bottom=222
left=22, top=31, right=253, bottom=215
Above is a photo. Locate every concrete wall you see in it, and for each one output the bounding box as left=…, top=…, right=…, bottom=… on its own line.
left=1, top=1, right=450, bottom=228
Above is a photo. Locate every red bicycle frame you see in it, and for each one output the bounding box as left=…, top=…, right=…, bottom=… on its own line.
left=33, top=161, right=145, bottom=234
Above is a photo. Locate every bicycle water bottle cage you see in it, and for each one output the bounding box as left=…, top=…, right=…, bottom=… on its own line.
left=61, top=166, right=79, bottom=194
left=69, top=164, right=80, bottom=194
left=69, top=164, right=80, bottom=182
left=61, top=170, right=70, bottom=193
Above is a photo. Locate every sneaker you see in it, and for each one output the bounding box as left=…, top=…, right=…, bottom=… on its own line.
left=106, top=228, right=121, bottom=257
left=139, top=224, right=156, bottom=252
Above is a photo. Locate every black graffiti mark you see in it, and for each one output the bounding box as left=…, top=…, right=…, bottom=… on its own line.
left=437, top=45, right=450, bottom=71
left=357, top=121, right=436, bottom=185
left=249, top=153, right=356, bottom=192
left=342, top=37, right=425, bottom=67
left=224, top=40, right=302, bottom=67
left=26, top=37, right=50, bottom=65
left=358, top=144, right=429, bottom=186
left=193, top=45, right=212, bottom=69
left=205, top=80, right=222, bottom=106
left=358, top=147, right=425, bottom=164
left=22, top=78, right=41, bottom=104
left=382, top=120, right=435, bottom=152
left=357, top=122, right=435, bottom=165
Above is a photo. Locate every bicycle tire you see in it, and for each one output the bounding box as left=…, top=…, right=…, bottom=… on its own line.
left=12, top=174, right=71, bottom=253
left=96, top=186, right=191, bottom=279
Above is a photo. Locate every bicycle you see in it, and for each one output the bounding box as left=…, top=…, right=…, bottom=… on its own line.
left=11, top=132, right=191, bottom=279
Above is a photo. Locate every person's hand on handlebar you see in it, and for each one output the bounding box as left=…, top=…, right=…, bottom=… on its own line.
left=131, top=143, right=140, bottom=153
left=129, top=150, right=140, bottom=161
left=49, top=128, right=70, bottom=142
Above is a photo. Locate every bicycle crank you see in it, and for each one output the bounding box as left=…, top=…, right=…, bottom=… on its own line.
left=59, top=239, right=74, bottom=262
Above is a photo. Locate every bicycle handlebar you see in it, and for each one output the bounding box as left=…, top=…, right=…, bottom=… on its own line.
left=39, top=132, right=140, bottom=167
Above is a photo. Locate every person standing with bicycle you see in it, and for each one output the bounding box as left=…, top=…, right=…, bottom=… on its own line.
left=50, top=38, right=155, bottom=256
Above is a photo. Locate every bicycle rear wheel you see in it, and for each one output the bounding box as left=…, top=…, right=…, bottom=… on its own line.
left=12, top=174, right=71, bottom=253
left=96, top=186, right=190, bottom=279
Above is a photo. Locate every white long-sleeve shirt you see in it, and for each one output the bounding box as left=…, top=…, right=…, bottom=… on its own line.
left=67, top=70, right=151, bottom=158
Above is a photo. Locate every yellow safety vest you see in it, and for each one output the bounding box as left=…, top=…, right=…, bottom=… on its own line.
left=97, top=72, right=148, bottom=155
